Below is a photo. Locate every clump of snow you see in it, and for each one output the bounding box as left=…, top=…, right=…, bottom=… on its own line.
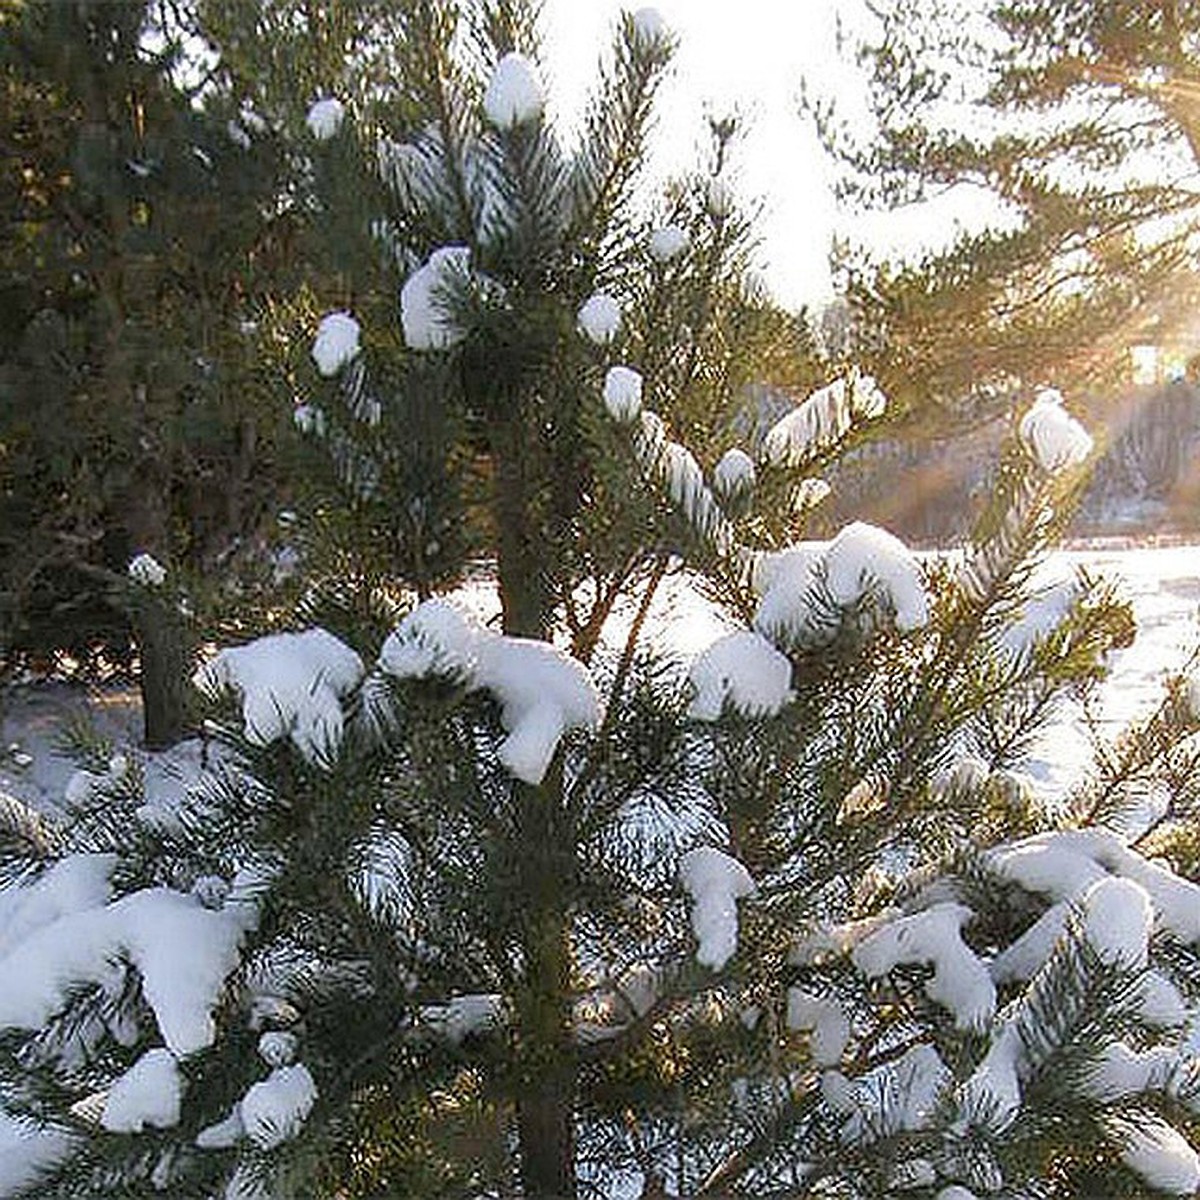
left=713, top=448, right=755, bottom=498
left=649, top=224, right=688, bottom=261
left=1019, top=388, right=1092, bottom=472
left=752, top=544, right=831, bottom=648
left=227, top=119, right=251, bottom=150
left=824, top=522, right=929, bottom=632
left=293, top=402, right=326, bottom=436
left=101, top=1048, right=183, bottom=1133
left=401, top=246, right=470, bottom=351
left=311, top=311, right=361, bottom=377
left=422, top=993, right=504, bottom=1044
left=687, top=631, right=793, bottom=721
left=631, top=7, right=670, bottom=47
left=792, top=477, right=831, bottom=510
left=603, top=366, right=643, bottom=422
left=196, top=1107, right=243, bottom=1150
left=0, top=1111, right=75, bottom=1196
left=988, top=828, right=1200, bottom=945
left=663, top=441, right=705, bottom=513
left=1082, top=875, right=1152, bottom=968
left=1081, top=1041, right=1174, bottom=1102
left=936, top=1189, right=980, bottom=1200
left=128, top=552, right=166, bottom=588
left=852, top=902, right=995, bottom=1031
left=754, top=524, right=927, bottom=649
left=379, top=599, right=478, bottom=681
left=194, top=628, right=364, bottom=766
left=1119, top=1118, right=1200, bottom=1196
left=483, top=52, right=545, bottom=129
left=306, top=97, right=345, bottom=141
left=0, top=885, right=255, bottom=1057
left=258, top=1030, right=297, bottom=1067
left=678, top=847, right=756, bottom=971
left=787, top=989, right=849, bottom=1067
left=762, top=375, right=886, bottom=467
left=378, top=600, right=600, bottom=786
left=239, top=1064, right=317, bottom=1150
left=958, top=1021, right=1023, bottom=1132
left=577, top=293, right=621, bottom=345
left=0, top=854, right=115, bottom=958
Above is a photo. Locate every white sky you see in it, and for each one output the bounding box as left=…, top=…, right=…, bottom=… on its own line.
left=541, top=1, right=860, bottom=312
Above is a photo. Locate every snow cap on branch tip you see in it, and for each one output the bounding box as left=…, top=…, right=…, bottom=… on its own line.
left=101, top=1049, right=183, bottom=1133
left=378, top=600, right=601, bottom=786
left=306, top=96, right=345, bottom=140
left=1082, top=875, right=1152, bottom=968
left=631, top=7, right=670, bottom=47
left=128, top=552, right=166, bottom=587
left=603, top=365, right=643, bottom=422
left=240, top=1064, right=317, bottom=1150
left=679, top=848, right=756, bottom=971
left=649, top=223, right=688, bottom=261
left=578, top=292, right=622, bottom=345
left=713, top=447, right=755, bottom=497
left=193, top=628, right=364, bottom=766
left=687, top=630, right=793, bottom=721
left=1119, top=1118, right=1200, bottom=1196
left=1019, top=388, right=1092, bottom=472
left=311, top=311, right=361, bottom=377
left=483, top=52, right=545, bottom=130
left=401, top=246, right=470, bottom=351
left=825, top=521, right=929, bottom=632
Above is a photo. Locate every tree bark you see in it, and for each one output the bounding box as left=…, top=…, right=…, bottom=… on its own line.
left=134, top=596, right=187, bottom=749
left=493, top=417, right=576, bottom=1196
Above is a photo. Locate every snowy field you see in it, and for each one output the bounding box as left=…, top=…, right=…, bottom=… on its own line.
left=1, top=544, right=1197, bottom=820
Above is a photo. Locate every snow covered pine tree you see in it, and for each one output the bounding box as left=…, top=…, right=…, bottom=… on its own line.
left=3, top=4, right=1200, bottom=1198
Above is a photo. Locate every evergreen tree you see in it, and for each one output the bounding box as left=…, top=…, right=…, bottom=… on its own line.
left=2, top=6, right=1200, bottom=1200
left=811, top=0, right=1200, bottom=412
left=0, top=0, right=292, bottom=743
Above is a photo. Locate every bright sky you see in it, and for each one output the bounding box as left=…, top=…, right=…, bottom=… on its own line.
left=541, top=1, right=856, bottom=312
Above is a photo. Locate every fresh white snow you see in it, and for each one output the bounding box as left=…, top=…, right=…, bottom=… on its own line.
left=305, top=97, right=345, bottom=140
left=483, top=53, right=545, bottom=129
left=239, top=1063, right=317, bottom=1150
left=194, top=628, right=364, bottom=766
left=101, top=1048, right=184, bottom=1133
left=401, top=246, right=471, bottom=351
left=687, top=630, right=792, bottom=721
left=311, top=311, right=361, bottom=377
left=577, top=293, right=621, bottom=345
left=648, top=224, right=688, bottom=262
left=603, top=366, right=643, bottom=422
left=127, top=552, right=166, bottom=588
left=678, top=847, right=756, bottom=971
left=1019, top=389, right=1093, bottom=473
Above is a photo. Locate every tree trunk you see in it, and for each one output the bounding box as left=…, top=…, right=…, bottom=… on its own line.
left=493, top=418, right=576, bottom=1195
left=134, top=597, right=187, bottom=749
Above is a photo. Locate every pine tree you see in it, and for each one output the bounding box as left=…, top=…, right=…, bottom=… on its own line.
left=0, top=0, right=293, bottom=743
left=810, top=0, right=1200, bottom=412
left=3, top=5, right=1200, bottom=1200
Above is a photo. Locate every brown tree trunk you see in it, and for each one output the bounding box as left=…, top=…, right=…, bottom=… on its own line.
left=133, top=596, right=187, bottom=750
left=493, top=416, right=576, bottom=1196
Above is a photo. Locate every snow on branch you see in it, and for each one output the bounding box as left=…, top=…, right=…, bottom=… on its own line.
left=679, top=847, right=756, bottom=971
left=761, top=373, right=886, bottom=468
left=378, top=600, right=601, bottom=786
left=194, top=629, right=364, bottom=767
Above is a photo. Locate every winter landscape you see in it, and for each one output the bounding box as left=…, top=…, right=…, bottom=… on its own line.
left=5, top=1, right=1200, bottom=1198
